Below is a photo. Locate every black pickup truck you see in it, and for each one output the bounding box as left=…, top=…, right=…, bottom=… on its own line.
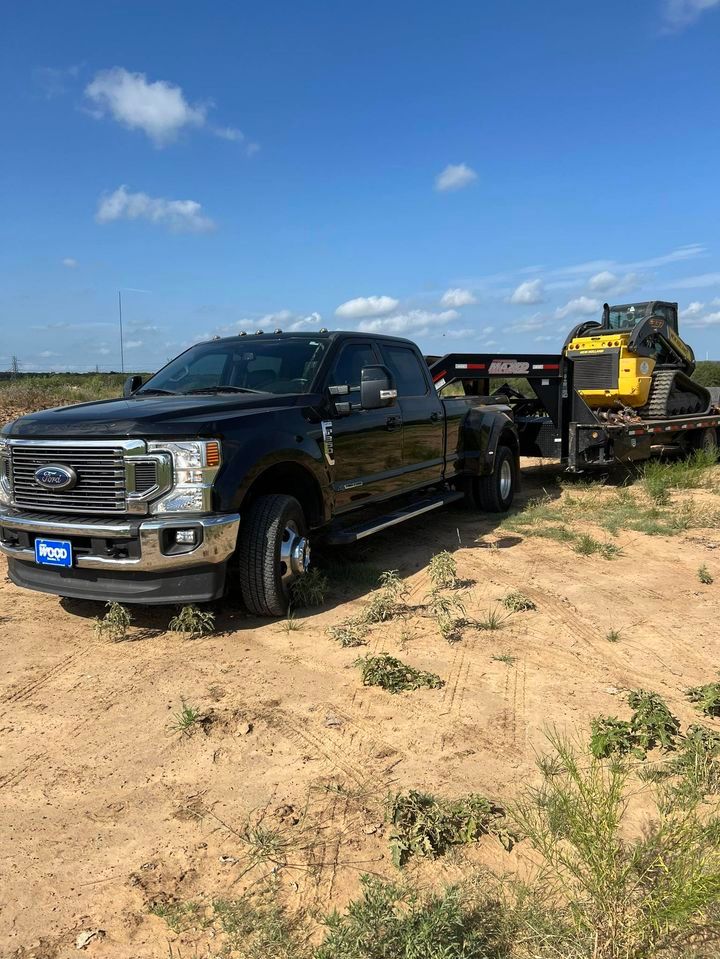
left=0, top=331, right=518, bottom=616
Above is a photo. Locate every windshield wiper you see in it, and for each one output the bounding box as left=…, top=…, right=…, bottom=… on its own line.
left=184, top=386, right=265, bottom=395
left=137, top=388, right=177, bottom=396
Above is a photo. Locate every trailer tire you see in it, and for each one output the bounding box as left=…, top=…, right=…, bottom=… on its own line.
left=238, top=494, right=310, bottom=617
left=699, top=427, right=718, bottom=456
left=472, top=444, right=517, bottom=513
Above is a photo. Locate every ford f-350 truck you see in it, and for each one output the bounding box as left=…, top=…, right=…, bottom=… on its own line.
left=0, top=331, right=519, bottom=616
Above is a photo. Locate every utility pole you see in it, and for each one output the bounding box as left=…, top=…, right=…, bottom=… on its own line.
left=118, top=291, right=125, bottom=374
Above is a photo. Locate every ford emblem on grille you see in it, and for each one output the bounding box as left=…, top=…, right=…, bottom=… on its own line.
left=34, top=465, right=78, bottom=491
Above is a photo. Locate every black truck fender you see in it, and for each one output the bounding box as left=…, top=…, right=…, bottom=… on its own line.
left=218, top=427, right=332, bottom=529
left=456, top=406, right=520, bottom=480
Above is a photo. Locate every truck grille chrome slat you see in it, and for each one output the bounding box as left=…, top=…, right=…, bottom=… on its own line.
left=6, top=442, right=159, bottom=514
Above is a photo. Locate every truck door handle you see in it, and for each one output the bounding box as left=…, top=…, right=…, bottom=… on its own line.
left=386, top=416, right=401, bottom=431
left=430, top=411, right=440, bottom=422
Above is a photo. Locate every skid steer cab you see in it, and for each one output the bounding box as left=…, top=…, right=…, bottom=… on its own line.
left=563, top=300, right=710, bottom=418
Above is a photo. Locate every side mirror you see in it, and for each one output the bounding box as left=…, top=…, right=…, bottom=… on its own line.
left=360, top=365, right=397, bottom=410
left=123, top=374, right=143, bottom=397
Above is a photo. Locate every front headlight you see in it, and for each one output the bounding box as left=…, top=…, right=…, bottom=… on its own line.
left=0, top=439, right=12, bottom=506
left=147, top=440, right=222, bottom=514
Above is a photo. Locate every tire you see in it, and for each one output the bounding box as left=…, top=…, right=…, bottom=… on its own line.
left=471, top=444, right=517, bottom=513
left=697, top=427, right=718, bottom=457
left=238, top=494, right=310, bottom=617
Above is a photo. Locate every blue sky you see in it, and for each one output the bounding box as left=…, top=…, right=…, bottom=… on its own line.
left=2, top=0, right=720, bottom=372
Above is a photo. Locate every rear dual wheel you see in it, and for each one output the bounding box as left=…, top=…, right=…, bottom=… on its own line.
left=466, top=444, right=517, bottom=512
left=238, top=494, right=311, bottom=616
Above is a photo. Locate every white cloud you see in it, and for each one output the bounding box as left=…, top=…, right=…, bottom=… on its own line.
left=555, top=296, right=601, bottom=320
left=440, top=288, right=477, bottom=308
left=62, top=257, right=78, bottom=268
left=435, top=163, right=477, bottom=192
left=85, top=68, right=207, bottom=146
left=588, top=270, right=639, bottom=295
left=663, top=0, right=720, bottom=29
left=96, top=185, right=216, bottom=233
left=545, top=245, right=705, bottom=280
left=335, top=295, right=399, bottom=319
left=125, top=340, right=143, bottom=349
left=673, top=272, right=720, bottom=289
left=509, top=313, right=545, bottom=333
left=358, top=309, right=458, bottom=334
left=212, top=125, right=244, bottom=142
left=288, top=312, right=322, bottom=331
left=685, top=311, right=720, bottom=328
left=510, top=279, right=544, bottom=305
left=682, top=301, right=705, bottom=318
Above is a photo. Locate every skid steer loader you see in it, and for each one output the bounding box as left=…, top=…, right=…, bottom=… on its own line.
left=563, top=300, right=710, bottom=417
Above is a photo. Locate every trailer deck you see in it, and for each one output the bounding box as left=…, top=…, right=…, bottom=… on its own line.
left=427, top=351, right=720, bottom=470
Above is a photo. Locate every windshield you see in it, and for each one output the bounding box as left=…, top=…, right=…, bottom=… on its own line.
left=139, top=337, right=328, bottom=396
left=606, top=303, right=649, bottom=331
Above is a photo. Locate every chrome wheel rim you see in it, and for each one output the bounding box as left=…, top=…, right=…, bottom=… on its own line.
left=279, top=521, right=310, bottom=591
left=499, top=459, right=513, bottom=499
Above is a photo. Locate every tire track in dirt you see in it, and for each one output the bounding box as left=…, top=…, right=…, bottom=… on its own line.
left=0, top=650, right=84, bottom=707
left=0, top=753, right=45, bottom=792
left=268, top=710, right=373, bottom=786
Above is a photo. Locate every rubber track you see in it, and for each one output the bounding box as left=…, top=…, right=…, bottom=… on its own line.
left=642, top=369, right=710, bottom=418
left=238, top=494, right=297, bottom=617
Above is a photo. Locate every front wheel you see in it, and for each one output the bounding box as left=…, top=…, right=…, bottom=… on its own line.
left=469, top=444, right=517, bottom=513
left=237, top=494, right=310, bottom=616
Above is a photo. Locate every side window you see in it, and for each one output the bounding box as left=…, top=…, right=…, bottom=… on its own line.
left=653, top=304, right=678, bottom=330
left=327, top=343, right=378, bottom=398
left=382, top=345, right=429, bottom=397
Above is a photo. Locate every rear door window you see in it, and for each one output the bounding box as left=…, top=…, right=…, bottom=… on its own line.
left=381, top=345, right=429, bottom=397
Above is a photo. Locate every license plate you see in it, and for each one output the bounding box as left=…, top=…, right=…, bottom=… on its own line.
left=35, top=538, right=73, bottom=568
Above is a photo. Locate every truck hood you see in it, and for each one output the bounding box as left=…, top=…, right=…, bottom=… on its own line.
left=1, top=392, right=316, bottom=439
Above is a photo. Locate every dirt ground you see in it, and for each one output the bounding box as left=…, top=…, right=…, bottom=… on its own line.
left=2, top=453, right=720, bottom=958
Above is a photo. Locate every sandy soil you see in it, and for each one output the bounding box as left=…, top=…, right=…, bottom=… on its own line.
left=2, top=456, right=720, bottom=957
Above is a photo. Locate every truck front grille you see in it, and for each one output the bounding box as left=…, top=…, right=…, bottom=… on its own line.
left=10, top=444, right=130, bottom=513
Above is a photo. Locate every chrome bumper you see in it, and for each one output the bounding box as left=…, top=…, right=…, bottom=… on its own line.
left=0, top=508, right=240, bottom=572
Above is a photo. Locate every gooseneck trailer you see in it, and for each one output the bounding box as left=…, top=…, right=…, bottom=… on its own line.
left=427, top=351, right=720, bottom=471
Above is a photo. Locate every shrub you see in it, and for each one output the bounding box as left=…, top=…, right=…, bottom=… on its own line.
left=502, top=591, right=536, bottom=612
left=316, top=876, right=510, bottom=959
left=355, top=653, right=444, bottom=694
left=428, top=550, right=459, bottom=589
left=699, top=564, right=714, bottom=585
left=94, top=601, right=132, bottom=642
left=425, top=589, right=467, bottom=641
left=387, top=790, right=514, bottom=867
left=687, top=681, right=720, bottom=717
left=512, top=732, right=720, bottom=958
left=168, top=604, right=215, bottom=639
left=590, top=691, right=680, bottom=759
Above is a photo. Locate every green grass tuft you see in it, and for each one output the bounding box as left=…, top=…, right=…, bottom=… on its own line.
left=290, top=568, right=328, bottom=609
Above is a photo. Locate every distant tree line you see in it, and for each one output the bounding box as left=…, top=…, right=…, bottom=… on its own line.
left=692, top=361, right=720, bottom=388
